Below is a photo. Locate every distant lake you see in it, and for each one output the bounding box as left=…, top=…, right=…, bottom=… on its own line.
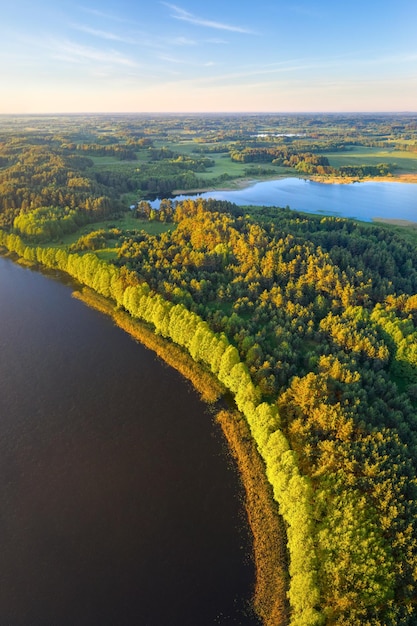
left=152, top=178, right=417, bottom=223
left=0, top=256, right=258, bottom=626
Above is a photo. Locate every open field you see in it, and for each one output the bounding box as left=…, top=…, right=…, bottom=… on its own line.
left=89, top=152, right=149, bottom=169
left=323, top=146, right=417, bottom=174
left=155, top=139, right=293, bottom=186
left=154, top=139, right=250, bottom=179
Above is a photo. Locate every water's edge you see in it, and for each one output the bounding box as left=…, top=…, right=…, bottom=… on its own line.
left=73, top=286, right=289, bottom=626
left=2, top=252, right=288, bottom=625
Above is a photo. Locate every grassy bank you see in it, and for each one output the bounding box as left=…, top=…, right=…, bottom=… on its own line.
left=216, top=409, right=290, bottom=626
left=0, top=229, right=323, bottom=624
left=74, top=287, right=290, bottom=625
left=73, top=287, right=225, bottom=404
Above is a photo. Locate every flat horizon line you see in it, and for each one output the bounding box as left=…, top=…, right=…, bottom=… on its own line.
left=1, top=110, right=416, bottom=116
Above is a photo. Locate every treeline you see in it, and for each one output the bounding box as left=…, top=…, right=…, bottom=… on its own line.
left=95, top=166, right=201, bottom=195
left=229, top=146, right=394, bottom=177
left=0, top=227, right=322, bottom=625
left=13, top=206, right=90, bottom=242
left=136, top=199, right=175, bottom=222
left=0, top=131, right=218, bottom=236
left=62, top=143, right=137, bottom=160
left=0, top=144, right=119, bottom=228
left=3, top=197, right=417, bottom=623
left=338, top=163, right=394, bottom=177
left=230, top=145, right=330, bottom=168
left=69, top=228, right=121, bottom=252
left=94, top=153, right=215, bottom=196
left=230, top=145, right=334, bottom=175
left=1, top=113, right=417, bottom=623
left=115, top=199, right=417, bottom=624
left=4, top=188, right=417, bottom=624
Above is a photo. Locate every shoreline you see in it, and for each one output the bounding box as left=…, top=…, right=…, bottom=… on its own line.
left=72, top=288, right=225, bottom=404
left=72, top=286, right=288, bottom=626
left=0, top=253, right=285, bottom=625
left=171, top=177, right=261, bottom=195
left=216, top=409, right=290, bottom=626
left=2, top=197, right=416, bottom=622
left=372, top=217, right=417, bottom=227
left=310, top=172, right=417, bottom=184
left=0, top=237, right=328, bottom=623
left=170, top=171, right=417, bottom=197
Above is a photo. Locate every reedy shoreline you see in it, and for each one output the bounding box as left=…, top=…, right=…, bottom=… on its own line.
left=2, top=255, right=291, bottom=624
left=73, top=287, right=290, bottom=626
left=73, top=287, right=225, bottom=404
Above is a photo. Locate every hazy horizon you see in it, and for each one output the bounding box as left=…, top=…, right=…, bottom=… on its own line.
left=1, top=111, right=417, bottom=116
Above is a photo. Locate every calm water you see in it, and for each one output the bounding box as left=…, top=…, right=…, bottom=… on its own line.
left=0, top=257, right=258, bottom=626
left=153, top=178, right=417, bottom=222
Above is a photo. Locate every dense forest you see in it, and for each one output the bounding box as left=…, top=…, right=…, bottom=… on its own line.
left=1, top=114, right=417, bottom=625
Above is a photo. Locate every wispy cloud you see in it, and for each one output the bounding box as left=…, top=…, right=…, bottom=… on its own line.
left=70, top=23, right=136, bottom=44
left=362, top=52, right=417, bottom=66
left=158, top=53, right=215, bottom=68
left=179, top=59, right=329, bottom=85
left=161, top=2, right=254, bottom=34
left=157, top=50, right=417, bottom=91
left=78, top=7, right=128, bottom=23
left=151, top=56, right=351, bottom=90
left=158, top=54, right=186, bottom=64
left=171, top=36, right=197, bottom=46
left=49, top=39, right=138, bottom=68
left=205, top=38, right=229, bottom=45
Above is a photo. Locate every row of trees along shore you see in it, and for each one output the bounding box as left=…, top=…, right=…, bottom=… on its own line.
left=1, top=197, right=417, bottom=625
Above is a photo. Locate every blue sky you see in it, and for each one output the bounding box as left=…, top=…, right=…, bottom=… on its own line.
left=1, top=0, right=416, bottom=113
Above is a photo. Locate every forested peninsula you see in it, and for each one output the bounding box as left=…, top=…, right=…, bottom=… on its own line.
left=1, top=114, right=417, bottom=625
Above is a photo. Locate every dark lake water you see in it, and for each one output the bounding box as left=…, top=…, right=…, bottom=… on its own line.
left=0, top=256, right=259, bottom=626
left=153, top=178, right=417, bottom=222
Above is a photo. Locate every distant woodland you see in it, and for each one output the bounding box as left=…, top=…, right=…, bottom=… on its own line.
left=1, top=113, right=417, bottom=625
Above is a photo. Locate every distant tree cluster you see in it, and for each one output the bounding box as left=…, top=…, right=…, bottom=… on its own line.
left=339, top=163, right=394, bottom=177
left=0, top=144, right=118, bottom=229
left=63, top=143, right=137, bottom=160
left=230, top=145, right=335, bottom=175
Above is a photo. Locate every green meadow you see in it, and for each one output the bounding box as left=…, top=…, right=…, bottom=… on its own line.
left=323, top=146, right=417, bottom=175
